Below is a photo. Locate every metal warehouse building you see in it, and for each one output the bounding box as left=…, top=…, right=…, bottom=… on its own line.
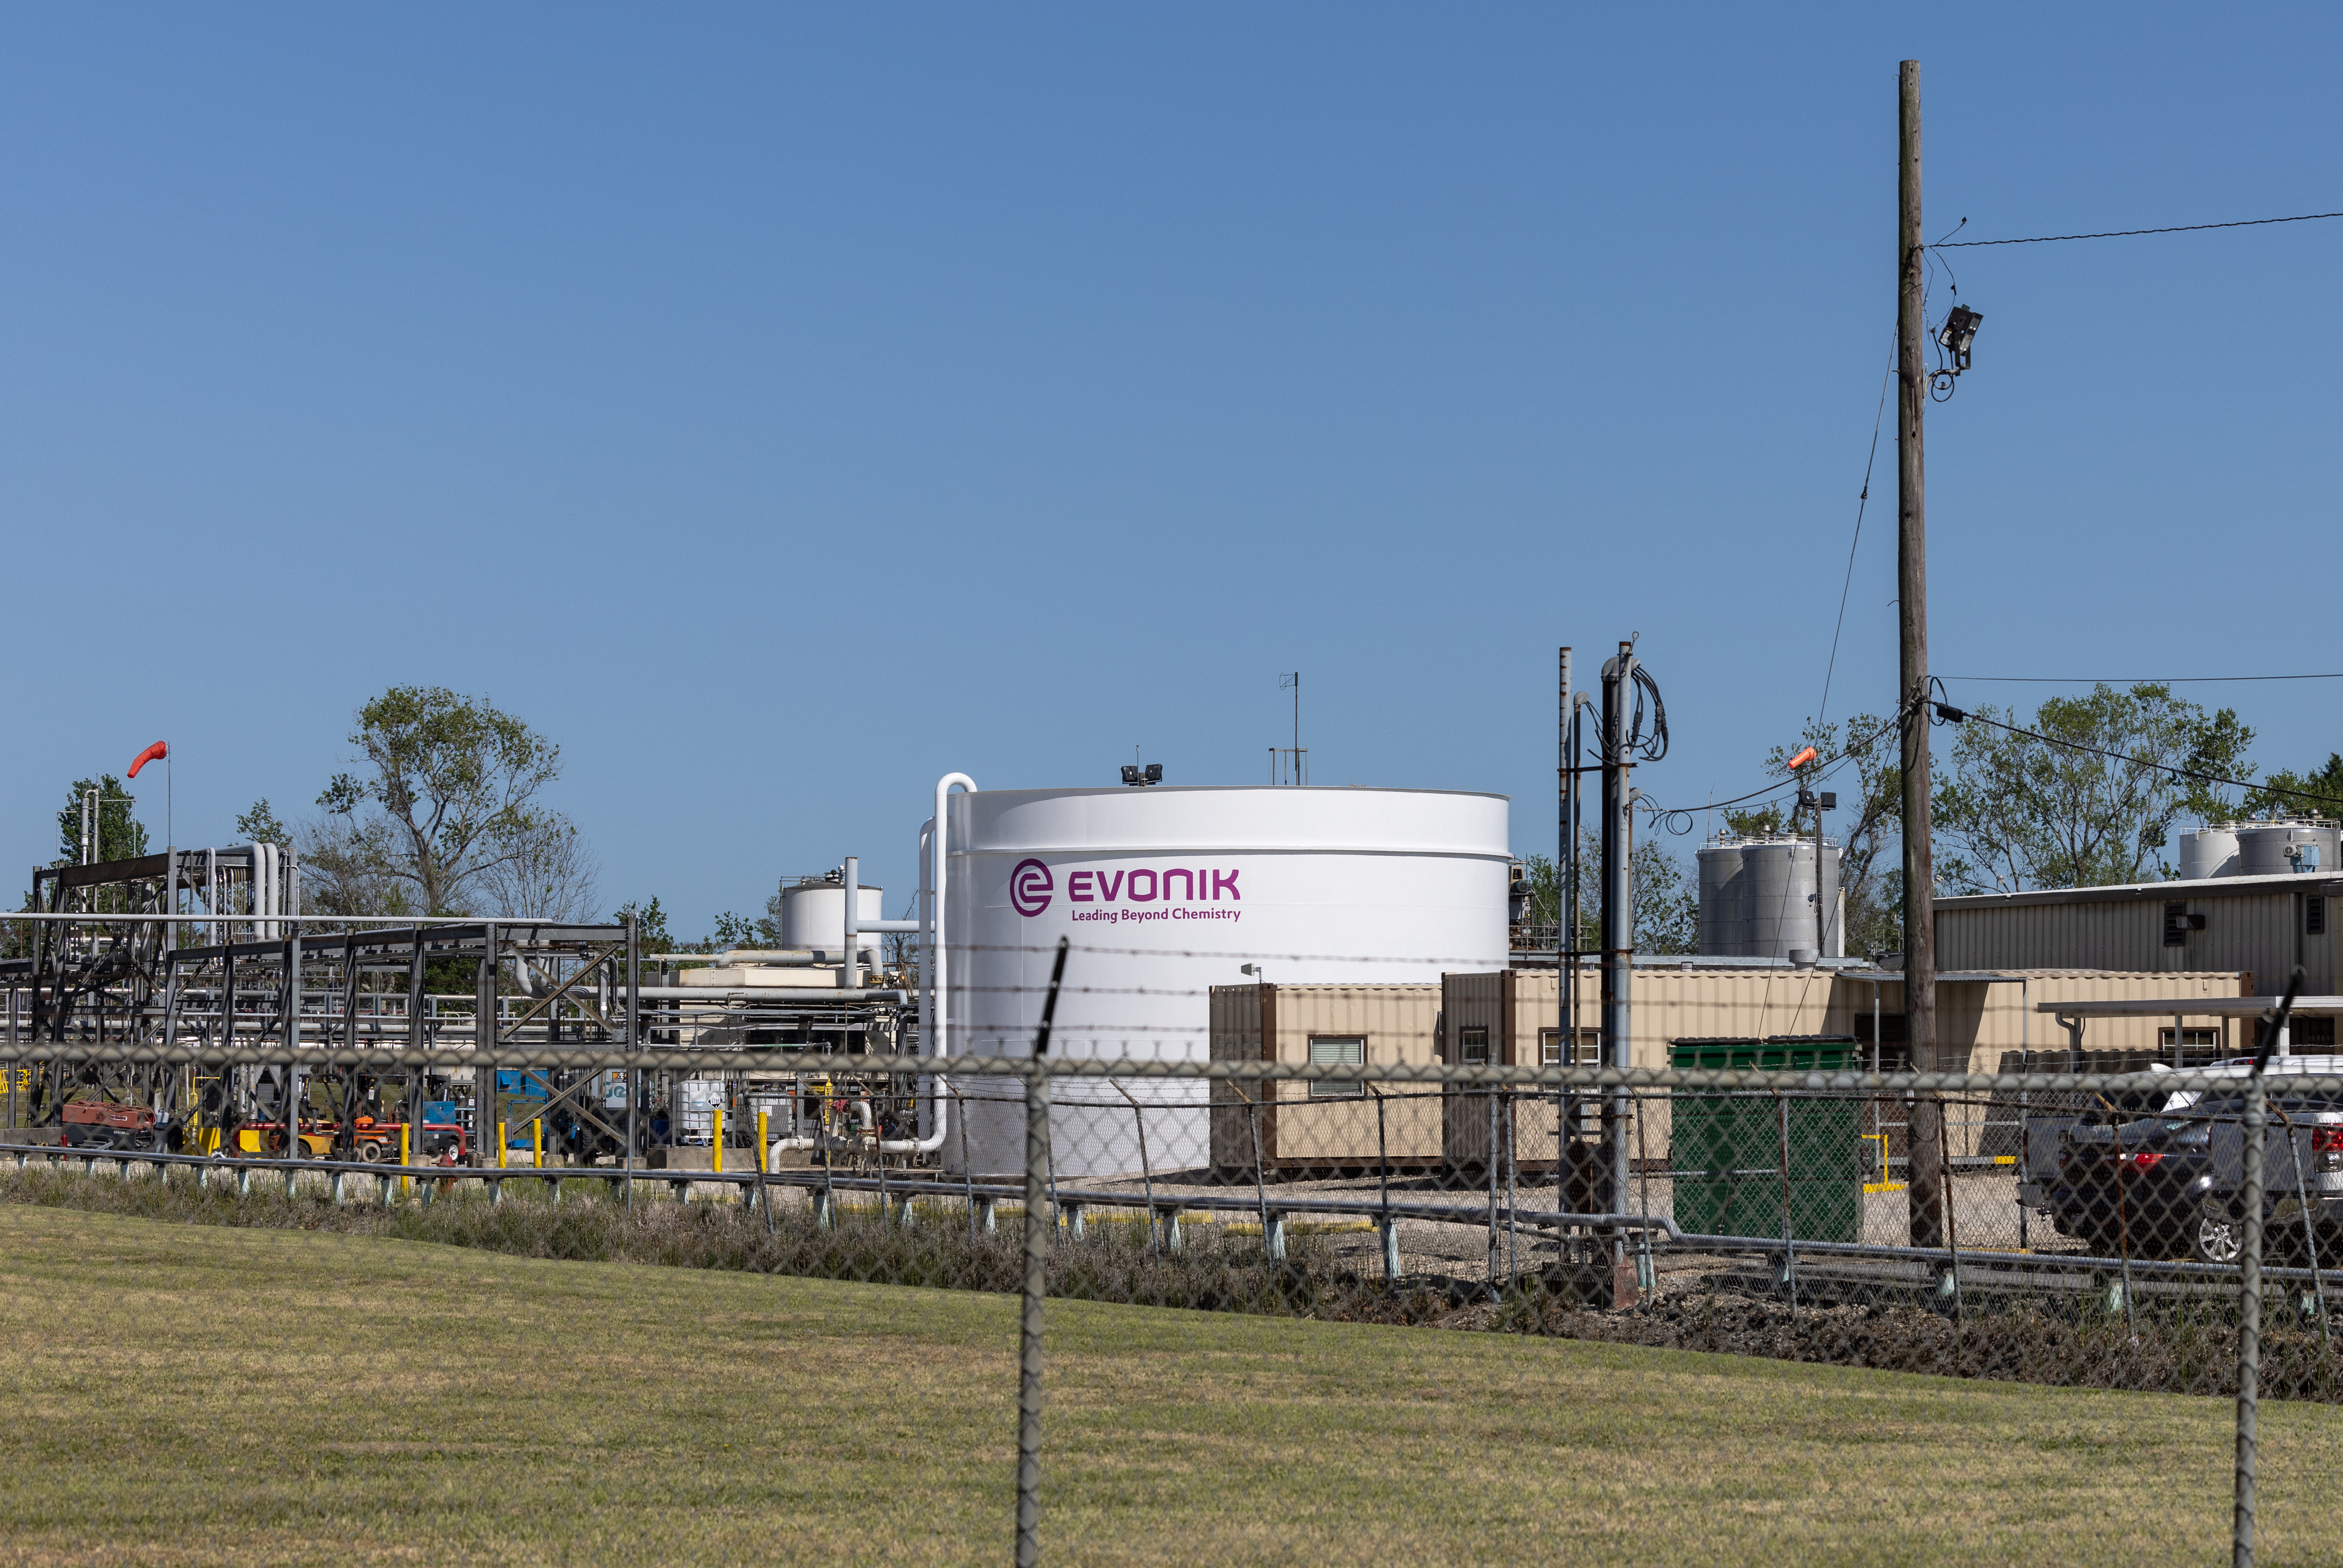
left=1938, top=872, right=2340, bottom=999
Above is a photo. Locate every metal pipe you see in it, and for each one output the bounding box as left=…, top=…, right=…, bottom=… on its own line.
left=920, top=775, right=978, bottom=1162
left=843, top=856, right=860, bottom=992
left=626, top=913, right=639, bottom=1208
left=932, top=774, right=978, bottom=1074
left=631, top=986, right=910, bottom=1002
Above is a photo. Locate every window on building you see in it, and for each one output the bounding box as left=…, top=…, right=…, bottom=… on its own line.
left=2157, top=1027, right=2219, bottom=1055
left=1308, top=1036, right=1367, bottom=1098
left=1457, top=1026, right=1490, bottom=1065
left=2310, top=896, right=2327, bottom=937
left=2294, top=1016, right=2337, bottom=1049
left=1540, top=1028, right=1601, bottom=1066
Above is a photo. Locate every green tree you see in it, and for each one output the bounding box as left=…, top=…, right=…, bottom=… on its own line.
left=2240, top=753, right=2343, bottom=820
left=1519, top=831, right=1698, bottom=955
left=234, top=800, right=291, bottom=844
left=1722, top=712, right=1904, bottom=959
left=709, top=901, right=783, bottom=952
left=54, top=775, right=148, bottom=866
left=5, top=777, right=152, bottom=951
left=1934, top=683, right=2254, bottom=893
left=314, top=686, right=569, bottom=915
left=612, top=897, right=674, bottom=952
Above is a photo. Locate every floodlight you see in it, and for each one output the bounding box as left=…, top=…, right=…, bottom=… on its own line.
left=1937, top=305, right=1982, bottom=373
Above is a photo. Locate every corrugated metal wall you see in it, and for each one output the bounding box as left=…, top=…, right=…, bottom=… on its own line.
left=1939, top=887, right=2335, bottom=996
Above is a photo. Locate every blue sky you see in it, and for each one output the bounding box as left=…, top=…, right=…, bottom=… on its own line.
left=5, top=5, right=2339, bottom=930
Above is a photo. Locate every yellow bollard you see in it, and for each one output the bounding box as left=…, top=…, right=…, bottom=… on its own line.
left=399, top=1122, right=411, bottom=1198
left=757, top=1110, right=769, bottom=1173
left=532, top=1118, right=542, bottom=1170
left=713, top=1105, right=724, bottom=1174
left=497, top=1122, right=508, bottom=1170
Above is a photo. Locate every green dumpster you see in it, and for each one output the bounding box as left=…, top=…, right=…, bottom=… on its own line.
left=1670, top=1037, right=1864, bottom=1244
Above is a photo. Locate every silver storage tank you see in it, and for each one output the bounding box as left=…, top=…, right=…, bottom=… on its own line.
left=2236, top=821, right=2342, bottom=877
left=2180, top=825, right=2242, bottom=880
left=1696, top=838, right=1748, bottom=956
left=1701, top=835, right=1840, bottom=959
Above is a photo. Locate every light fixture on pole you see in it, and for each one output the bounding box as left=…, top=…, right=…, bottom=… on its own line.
left=1932, top=304, right=1982, bottom=398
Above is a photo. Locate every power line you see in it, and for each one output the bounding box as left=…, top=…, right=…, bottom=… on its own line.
left=1816, top=329, right=1897, bottom=729
left=1953, top=709, right=2339, bottom=812
left=1644, top=710, right=1905, bottom=833
left=1934, top=209, right=2343, bottom=249
left=1943, top=673, right=2343, bottom=685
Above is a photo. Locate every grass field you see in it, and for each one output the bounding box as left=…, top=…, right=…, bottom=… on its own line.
left=4, top=1205, right=2341, bottom=1565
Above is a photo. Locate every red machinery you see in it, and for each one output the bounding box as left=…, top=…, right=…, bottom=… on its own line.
left=61, top=1099, right=160, bottom=1150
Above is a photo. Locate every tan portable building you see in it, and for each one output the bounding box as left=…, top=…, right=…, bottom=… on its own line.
left=1436, top=964, right=2250, bottom=1173
left=1207, top=982, right=1441, bottom=1175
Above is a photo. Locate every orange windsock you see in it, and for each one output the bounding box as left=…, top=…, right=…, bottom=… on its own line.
left=1786, top=746, right=1818, bottom=771
left=127, top=740, right=168, bottom=778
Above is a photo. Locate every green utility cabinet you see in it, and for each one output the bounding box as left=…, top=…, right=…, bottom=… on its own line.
left=1669, top=1037, right=1865, bottom=1244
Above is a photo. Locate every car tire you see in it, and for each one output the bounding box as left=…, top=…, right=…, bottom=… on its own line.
left=2195, top=1205, right=2245, bottom=1268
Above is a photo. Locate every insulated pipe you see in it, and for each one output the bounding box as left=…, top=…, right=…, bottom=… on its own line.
left=843, top=856, right=860, bottom=989
left=629, top=986, right=909, bottom=1002
left=213, top=845, right=278, bottom=941
left=917, top=818, right=935, bottom=1136
left=923, top=775, right=978, bottom=1158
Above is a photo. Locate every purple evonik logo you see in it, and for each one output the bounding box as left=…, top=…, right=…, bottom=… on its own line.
left=1010, top=858, right=1054, bottom=917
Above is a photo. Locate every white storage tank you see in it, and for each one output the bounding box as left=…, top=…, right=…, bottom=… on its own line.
left=2237, top=821, right=2341, bottom=877
left=935, top=784, right=1510, bottom=1177
left=2179, top=821, right=2340, bottom=879
left=779, top=879, right=887, bottom=956
left=2180, top=825, right=2242, bottom=880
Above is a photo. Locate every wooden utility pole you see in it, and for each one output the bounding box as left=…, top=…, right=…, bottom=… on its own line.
left=1897, top=59, right=1946, bottom=1250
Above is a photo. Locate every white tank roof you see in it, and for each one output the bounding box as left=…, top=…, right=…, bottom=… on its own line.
left=950, top=784, right=1508, bottom=856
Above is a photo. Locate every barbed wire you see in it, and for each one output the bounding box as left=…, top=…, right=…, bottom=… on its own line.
left=938, top=941, right=1553, bottom=965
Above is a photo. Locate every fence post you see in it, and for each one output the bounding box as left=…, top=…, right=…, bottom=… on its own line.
left=2236, top=1065, right=2267, bottom=1568
left=1113, top=1080, right=1156, bottom=1255
left=2236, top=968, right=2300, bottom=1568
left=1777, top=1091, right=1798, bottom=1323
left=1015, top=937, right=1068, bottom=1568
left=1244, top=1087, right=1272, bottom=1263
left=2281, top=1112, right=2331, bottom=1342
left=1373, top=1085, right=1399, bottom=1281
left=1485, top=1089, right=1500, bottom=1294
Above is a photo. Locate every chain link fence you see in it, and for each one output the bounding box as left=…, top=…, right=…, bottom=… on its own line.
left=5, top=979, right=2339, bottom=1560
